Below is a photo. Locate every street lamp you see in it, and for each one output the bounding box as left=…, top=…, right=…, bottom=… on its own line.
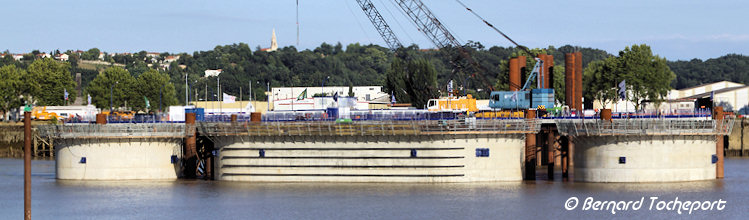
left=322, top=76, right=330, bottom=96
left=110, top=81, right=119, bottom=112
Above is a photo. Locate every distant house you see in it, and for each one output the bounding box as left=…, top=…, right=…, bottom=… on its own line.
left=55, top=53, right=70, bottom=61
left=164, top=55, right=180, bottom=63
left=38, top=53, right=51, bottom=59
left=146, top=52, right=160, bottom=58
left=12, top=54, right=23, bottom=61
left=98, top=52, right=105, bottom=60
left=204, top=69, right=222, bottom=77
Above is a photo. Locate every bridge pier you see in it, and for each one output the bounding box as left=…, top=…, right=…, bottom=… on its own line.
left=524, top=110, right=536, bottom=180
left=714, top=107, right=724, bottom=179
left=184, top=113, right=197, bottom=178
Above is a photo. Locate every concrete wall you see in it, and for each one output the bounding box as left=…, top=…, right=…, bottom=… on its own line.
left=574, top=135, right=716, bottom=182
left=56, top=139, right=182, bottom=180
left=728, top=118, right=749, bottom=156
left=214, top=134, right=525, bottom=182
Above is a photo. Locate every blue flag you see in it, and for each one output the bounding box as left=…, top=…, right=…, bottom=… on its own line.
left=618, top=80, right=626, bottom=100
left=391, top=91, right=396, bottom=104
left=64, top=88, right=69, bottom=101
left=333, top=92, right=339, bottom=102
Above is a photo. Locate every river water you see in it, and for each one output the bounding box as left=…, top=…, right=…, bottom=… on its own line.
left=1, top=158, right=747, bottom=219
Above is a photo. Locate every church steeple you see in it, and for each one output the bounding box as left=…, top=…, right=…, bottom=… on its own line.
left=270, top=28, right=278, bottom=52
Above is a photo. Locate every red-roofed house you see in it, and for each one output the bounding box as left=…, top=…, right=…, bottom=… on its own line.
left=55, top=53, right=69, bottom=61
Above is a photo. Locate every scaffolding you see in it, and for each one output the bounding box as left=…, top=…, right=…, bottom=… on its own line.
left=38, top=124, right=187, bottom=139
left=555, top=118, right=736, bottom=136
left=198, top=119, right=541, bottom=137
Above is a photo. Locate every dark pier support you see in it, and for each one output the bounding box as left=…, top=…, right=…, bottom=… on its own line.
left=714, top=107, right=724, bottom=179
left=547, top=128, right=556, bottom=180
left=525, top=109, right=537, bottom=180
left=24, top=111, right=31, bottom=220
left=560, top=136, right=571, bottom=179
left=184, top=113, right=197, bottom=178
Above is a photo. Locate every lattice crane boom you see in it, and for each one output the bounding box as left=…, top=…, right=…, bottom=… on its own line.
left=355, top=0, right=404, bottom=50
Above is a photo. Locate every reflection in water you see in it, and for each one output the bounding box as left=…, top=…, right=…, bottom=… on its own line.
left=0, top=158, right=746, bottom=219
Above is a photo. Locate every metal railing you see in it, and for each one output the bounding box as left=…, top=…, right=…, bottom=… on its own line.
left=37, top=123, right=187, bottom=139
left=198, top=119, right=541, bottom=137
left=556, top=117, right=736, bottom=136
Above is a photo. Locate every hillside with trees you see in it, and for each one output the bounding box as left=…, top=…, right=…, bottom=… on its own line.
left=1, top=43, right=748, bottom=113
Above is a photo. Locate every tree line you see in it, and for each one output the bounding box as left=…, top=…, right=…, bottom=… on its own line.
left=2, top=42, right=748, bottom=117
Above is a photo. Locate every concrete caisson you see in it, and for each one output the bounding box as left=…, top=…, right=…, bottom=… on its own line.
left=56, top=139, right=182, bottom=180
left=573, top=135, right=716, bottom=182
left=214, top=134, right=526, bottom=182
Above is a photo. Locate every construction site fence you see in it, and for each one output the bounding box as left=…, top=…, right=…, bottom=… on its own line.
left=556, top=117, right=736, bottom=136
left=198, top=119, right=541, bottom=137
left=37, top=123, right=187, bottom=139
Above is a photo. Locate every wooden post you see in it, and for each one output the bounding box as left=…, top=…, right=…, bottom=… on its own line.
left=714, top=107, right=724, bottom=179
left=525, top=109, right=537, bottom=180
left=230, top=114, right=238, bottom=123
left=24, top=111, right=31, bottom=220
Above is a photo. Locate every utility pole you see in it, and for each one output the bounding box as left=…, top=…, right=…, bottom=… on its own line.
left=185, top=73, right=188, bottom=106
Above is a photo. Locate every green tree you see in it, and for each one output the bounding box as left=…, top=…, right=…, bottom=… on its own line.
left=134, top=69, right=177, bottom=111
left=404, top=59, right=438, bottom=108
left=0, top=65, right=25, bottom=120
left=85, top=67, right=136, bottom=110
left=26, top=58, right=76, bottom=105
left=617, top=44, right=675, bottom=110
left=81, top=48, right=101, bottom=60
left=583, top=57, right=620, bottom=108
left=385, top=57, right=411, bottom=104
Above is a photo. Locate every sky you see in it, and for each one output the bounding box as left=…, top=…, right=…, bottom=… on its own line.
left=1, top=0, right=747, bottom=61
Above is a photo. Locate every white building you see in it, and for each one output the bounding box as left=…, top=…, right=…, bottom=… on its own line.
left=593, top=81, right=749, bottom=114
left=271, top=86, right=387, bottom=102
left=55, top=53, right=69, bottom=61
left=204, top=69, right=222, bottom=77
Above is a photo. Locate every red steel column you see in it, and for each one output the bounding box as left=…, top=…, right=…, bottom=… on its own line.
left=575, top=52, right=583, bottom=110
left=714, top=107, right=725, bottom=179
left=96, top=113, right=107, bottom=124
left=509, top=58, right=519, bottom=91
left=601, top=109, right=612, bottom=122
left=537, top=54, right=554, bottom=89
left=24, top=111, right=31, bottom=220
left=525, top=109, right=537, bottom=180
left=565, top=53, right=576, bottom=109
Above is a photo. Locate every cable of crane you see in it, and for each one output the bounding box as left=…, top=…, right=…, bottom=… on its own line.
left=453, top=0, right=533, bottom=56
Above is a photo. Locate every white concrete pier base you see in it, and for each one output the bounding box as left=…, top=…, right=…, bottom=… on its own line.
left=56, top=139, right=182, bottom=180
left=574, top=135, right=716, bottom=182
left=215, top=134, right=526, bottom=182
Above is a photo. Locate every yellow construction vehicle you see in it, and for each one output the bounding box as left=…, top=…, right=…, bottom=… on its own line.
left=426, top=94, right=479, bottom=112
